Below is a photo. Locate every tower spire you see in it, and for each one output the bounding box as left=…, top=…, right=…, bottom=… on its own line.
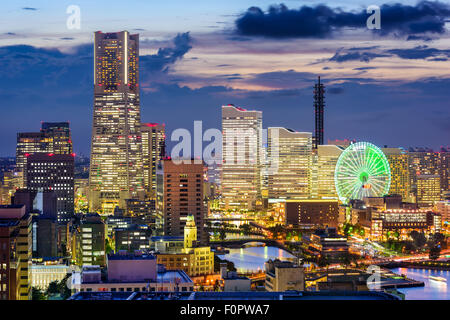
left=313, top=76, right=325, bottom=149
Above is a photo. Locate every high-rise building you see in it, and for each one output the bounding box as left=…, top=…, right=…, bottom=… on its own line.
left=221, top=105, right=262, bottom=209
left=267, top=127, right=312, bottom=200
left=408, top=148, right=440, bottom=198
left=141, top=123, right=165, bottom=199
left=156, top=159, right=205, bottom=243
left=40, top=122, right=73, bottom=155
left=382, top=147, right=410, bottom=201
left=0, top=205, right=32, bottom=300
left=16, top=122, right=73, bottom=188
left=316, top=145, right=343, bottom=199
left=73, top=214, right=106, bottom=266
left=25, top=153, right=74, bottom=223
left=439, top=148, right=450, bottom=192
left=416, top=174, right=441, bottom=207
left=313, top=76, right=325, bottom=149
left=16, top=132, right=52, bottom=187
left=89, top=31, right=144, bottom=214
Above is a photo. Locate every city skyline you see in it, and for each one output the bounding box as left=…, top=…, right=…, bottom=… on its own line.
left=0, top=1, right=449, bottom=156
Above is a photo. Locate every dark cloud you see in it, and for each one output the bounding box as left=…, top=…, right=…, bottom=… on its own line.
left=387, top=45, right=450, bottom=59
left=60, top=37, right=75, bottom=41
left=22, top=7, right=38, bottom=11
left=140, top=32, right=192, bottom=75
left=329, top=49, right=390, bottom=63
left=327, top=87, right=345, bottom=94
left=353, top=66, right=377, bottom=70
left=235, top=1, right=450, bottom=38
left=406, top=35, right=434, bottom=41
left=244, top=70, right=317, bottom=89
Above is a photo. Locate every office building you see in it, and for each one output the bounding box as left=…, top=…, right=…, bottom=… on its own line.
left=285, top=200, right=339, bottom=228
left=40, top=122, right=73, bottom=155
left=267, top=127, right=312, bottom=200
left=157, top=159, right=205, bottom=243
left=89, top=31, right=145, bottom=214
left=16, top=132, right=52, bottom=187
left=221, top=105, right=262, bottom=209
left=155, top=216, right=214, bottom=277
left=16, top=122, right=73, bottom=188
left=0, top=205, right=32, bottom=300
left=265, top=259, right=305, bottom=292
left=316, top=145, right=343, bottom=199
left=417, top=174, right=441, bottom=207
left=141, top=123, right=165, bottom=199
left=114, top=224, right=152, bottom=252
left=25, top=153, right=74, bottom=223
left=436, top=201, right=450, bottom=224
left=382, top=148, right=410, bottom=201
left=73, top=214, right=106, bottom=266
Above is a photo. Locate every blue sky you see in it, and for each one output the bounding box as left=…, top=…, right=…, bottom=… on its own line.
left=0, top=1, right=449, bottom=156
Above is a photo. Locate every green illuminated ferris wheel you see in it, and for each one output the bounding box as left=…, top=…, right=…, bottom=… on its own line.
left=334, top=142, right=391, bottom=203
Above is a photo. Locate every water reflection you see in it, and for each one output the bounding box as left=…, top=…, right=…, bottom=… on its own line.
left=391, top=267, right=450, bottom=300
left=218, top=246, right=296, bottom=273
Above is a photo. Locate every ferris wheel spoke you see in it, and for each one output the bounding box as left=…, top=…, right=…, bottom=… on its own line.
left=335, top=142, right=391, bottom=203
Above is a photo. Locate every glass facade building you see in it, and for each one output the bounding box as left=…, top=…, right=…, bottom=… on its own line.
left=89, top=31, right=145, bottom=214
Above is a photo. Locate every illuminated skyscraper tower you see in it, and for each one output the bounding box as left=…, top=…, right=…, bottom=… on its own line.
left=382, top=147, right=410, bottom=201
left=313, top=76, right=325, bottom=149
left=221, top=105, right=262, bottom=209
left=89, top=31, right=144, bottom=214
left=141, top=123, right=165, bottom=199
left=267, top=127, right=312, bottom=200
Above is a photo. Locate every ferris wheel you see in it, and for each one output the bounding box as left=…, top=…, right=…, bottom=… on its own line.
left=334, top=142, right=391, bottom=203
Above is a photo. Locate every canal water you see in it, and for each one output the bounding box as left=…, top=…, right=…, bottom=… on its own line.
left=217, top=245, right=296, bottom=273
left=218, top=246, right=449, bottom=299
left=390, top=267, right=450, bottom=300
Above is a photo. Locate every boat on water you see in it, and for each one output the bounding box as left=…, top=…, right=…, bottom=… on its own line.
left=429, top=276, right=447, bottom=282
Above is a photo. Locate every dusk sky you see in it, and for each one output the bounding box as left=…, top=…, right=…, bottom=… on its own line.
left=0, top=0, right=449, bottom=156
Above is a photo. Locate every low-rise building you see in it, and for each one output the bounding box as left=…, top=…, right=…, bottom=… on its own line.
left=264, top=259, right=304, bottom=292
left=304, top=228, right=348, bottom=263
left=31, top=263, right=70, bottom=290
left=220, top=263, right=251, bottom=292
left=70, top=253, right=194, bottom=293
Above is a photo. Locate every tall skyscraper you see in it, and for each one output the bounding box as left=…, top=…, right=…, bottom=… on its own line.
left=316, top=145, right=343, bottom=199
left=267, top=127, right=312, bottom=200
left=16, top=122, right=73, bottom=188
left=156, top=159, right=205, bottom=243
left=382, top=147, right=410, bottom=201
left=40, top=122, right=73, bottom=155
left=16, top=132, right=52, bottom=187
left=313, top=76, right=325, bottom=149
left=221, top=105, right=262, bottom=209
left=89, top=31, right=144, bottom=214
left=141, top=123, right=165, bottom=199
left=25, top=153, right=74, bottom=223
